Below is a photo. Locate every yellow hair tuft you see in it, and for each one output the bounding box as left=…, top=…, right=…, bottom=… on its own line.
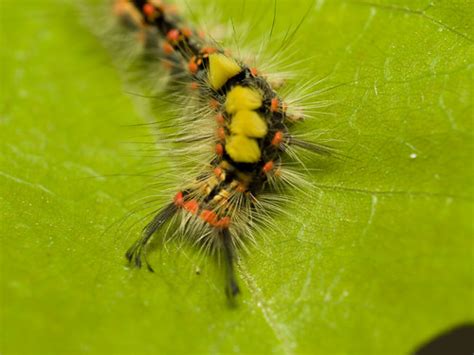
left=225, top=135, right=261, bottom=163
left=230, top=110, right=268, bottom=138
left=208, top=54, right=242, bottom=90
left=225, top=86, right=262, bottom=114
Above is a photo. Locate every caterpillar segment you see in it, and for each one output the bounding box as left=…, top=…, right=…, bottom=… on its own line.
left=119, top=0, right=333, bottom=299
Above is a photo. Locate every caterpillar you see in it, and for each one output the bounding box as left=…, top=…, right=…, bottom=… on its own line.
left=109, top=0, right=336, bottom=301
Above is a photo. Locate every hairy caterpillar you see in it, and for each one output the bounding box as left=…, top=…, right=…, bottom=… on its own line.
left=108, top=0, right=336, bottom=300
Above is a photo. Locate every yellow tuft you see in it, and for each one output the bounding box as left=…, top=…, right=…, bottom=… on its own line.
left=230, top=110, right=267, bottom=138
left=225, top=135, right=261, bottom=163
left=208, top=54, right=242, bottom=90
left=225, top=86, right=262, bottom=114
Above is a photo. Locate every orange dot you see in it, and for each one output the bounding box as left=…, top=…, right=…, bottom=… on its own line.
left=216, top=113, right=225, bottom=125
left=143, top=3, right=155, bottom=17
left=167, top=29, right=180, bottom=42
left=210, top=99, right=219, bottom=110
left=250, top=67, right=258, bottom=76
left=200, top=210, right=218, bottom=225
left=271, top=131, right=284, bottom=146
left=188, top=59, right=198, bottom=73
left=183, top=200, right=199, bottom=214
left=173, top=191, right=184, bottom=206
left=215, top=143, right=224, bottom=156
left=189, top=82, right=199, bottom=90
left=201, top=46, right=217, bottom=54
left=162, top=41, right=174, bottom=54
left=216, top=216, right=230, bottom=228
left=217, top=127, right=225, bottom=140
left=198, top=30, right=206, bottom=39
left=270, top=98, right=279, bottom=112
left=213, top=167, right=222, bottom=177
left=263, top=161, right=274, bottom=173
left=182, top=27, right=193, bottom=37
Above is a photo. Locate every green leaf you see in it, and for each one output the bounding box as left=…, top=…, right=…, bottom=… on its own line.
left=1, top=0, right=472, bottom=354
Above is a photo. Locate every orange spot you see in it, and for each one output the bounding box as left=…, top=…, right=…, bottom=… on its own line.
left=200, top=210, right=218, bottom=225
left=270, top=98, right=279, bottom=112
left=213, top=167, right=222, bottom=177
left=167, top=29, right=180, bottom=42
left=183, top=200, right=199, bottom=214
left=173, top=191, right=184, bottom=206
left=162, top=41, right=174, bottom=54
left=215, top=143, right=224, bottom=156
left=217, top=127, right=225, bottom=140
left=188, top=59, right=198, bottom=73
left=143, top=3, right=155, bottom=17
left=263, top=161, right=274, bottom=173
left=216, top=113, right=225, bottom=125
left=271, top=131, right=284, bottom=146
left=198, top=30, right=206, bottom=39
left=189, top=82, right=199, bottom=90
left=250, top=67, right=258, bottom=76
left=215, top=216, right=230, bottom=228
left=201, top=46, right=217, bottom=55
left=210, top=99, right=220, bottom=110
left=182, top=27, right=193, bottom=37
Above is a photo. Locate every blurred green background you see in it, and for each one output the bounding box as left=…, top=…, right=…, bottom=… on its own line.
left=1, top=0, right=472, bottom=354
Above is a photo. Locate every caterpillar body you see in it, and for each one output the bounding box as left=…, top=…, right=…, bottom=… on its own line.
left=111, top=0, right=335, bottom=300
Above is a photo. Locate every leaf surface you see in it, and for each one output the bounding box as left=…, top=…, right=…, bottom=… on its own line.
left=1, top=0, right=472, bottom=354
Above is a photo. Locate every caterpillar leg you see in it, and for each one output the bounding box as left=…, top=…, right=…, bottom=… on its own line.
left=126, top=202, right=177, bottom=272
left=220, top=228, right=240, bottom=301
